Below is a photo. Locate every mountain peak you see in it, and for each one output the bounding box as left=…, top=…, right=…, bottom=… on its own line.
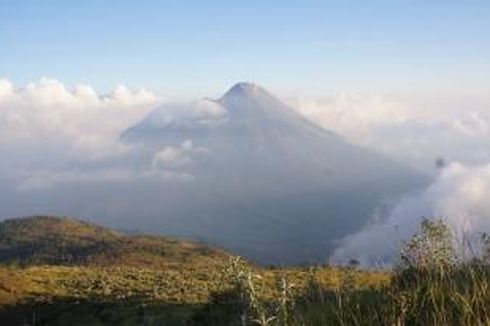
left=222, top=82, right=270, bottom=99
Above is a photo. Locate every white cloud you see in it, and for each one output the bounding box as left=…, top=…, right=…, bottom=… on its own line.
left=152, top=140, right=209, bottom=169
left=152, top=140, right=193, bottom=169
left=0, top=78, right=222, bottom=191
left=0, top=77, right=159, bottom=152
left=0, top=77, right=169, bottom=189
left=291, top=94, right=490, bottom=173
left=143, top=99, right=227, bottom=128
left=451, top=111, right=489, bottom=137
left=293, top=94, right=411, bottom=141
left=331, top=162, right=490, bottom=266
left=68, top=135, right=133, bottom=162
left=0, top=79, right=14, bottom=99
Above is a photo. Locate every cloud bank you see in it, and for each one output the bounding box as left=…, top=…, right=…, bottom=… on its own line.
left=0, top=78, right=211, bottom=189
left=293, top=94, right=490, bottom=173
left=0, top=78, right=157, bottom=138
left=0, top=77, right=158, bottom=159
left=330, top=162, right=490, bottom=266
left=291, top=93, right=490, bottom=265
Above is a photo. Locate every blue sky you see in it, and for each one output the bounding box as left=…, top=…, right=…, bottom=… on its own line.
left=1, top=0, right=489, bottom=98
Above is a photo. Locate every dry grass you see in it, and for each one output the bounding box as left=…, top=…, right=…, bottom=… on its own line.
left=1, top=216, right=488, bottom=325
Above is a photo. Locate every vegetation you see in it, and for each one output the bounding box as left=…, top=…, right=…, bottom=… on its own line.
left=195, top=218, right=490, bottom=326
left=0, top=215, right=228, bottom=267
left=0, top=216, right=385, bottom=325
left=0, top=216, right=488, bottom=325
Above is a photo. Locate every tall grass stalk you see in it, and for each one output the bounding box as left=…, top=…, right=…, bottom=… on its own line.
left=202, top=218, right=489, bottom=325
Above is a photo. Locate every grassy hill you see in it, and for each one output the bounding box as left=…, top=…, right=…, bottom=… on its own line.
left=1, top=216, right=486, bottom=325
left=0, top=216, right=387, bottom=325
left=0, top=215, right=228, bottom=267
left=0, top=216, right=236, bottom=324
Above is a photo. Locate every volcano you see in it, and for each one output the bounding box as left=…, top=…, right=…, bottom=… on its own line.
left=121, top=83, right=425, bottom=265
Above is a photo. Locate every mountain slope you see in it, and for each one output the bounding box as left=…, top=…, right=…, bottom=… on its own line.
left=0, top=215, right=229, bottom=267
left=0, top=215, right=233, bottom=323
left=120, top=83, right=427, bottom=265
left=0, top=216, right=390, bottom=325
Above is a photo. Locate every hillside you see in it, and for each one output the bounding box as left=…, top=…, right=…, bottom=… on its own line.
left=0, top=216, right=487, bottom=325
left=0, top=215, right=228, bottom=268
left=0, top=216, right=388, bottom=325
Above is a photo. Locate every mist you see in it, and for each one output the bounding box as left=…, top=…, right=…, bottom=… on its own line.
left=331, top=162, right=490, bottom=266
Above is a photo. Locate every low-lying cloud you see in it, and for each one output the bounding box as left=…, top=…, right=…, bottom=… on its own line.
left=331, top=162, right=490, bottom=266
left=152, top=140, right=209, bottom=170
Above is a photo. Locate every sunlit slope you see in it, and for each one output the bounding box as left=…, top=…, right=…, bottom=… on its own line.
left=0, top=215, right=229, bottom=267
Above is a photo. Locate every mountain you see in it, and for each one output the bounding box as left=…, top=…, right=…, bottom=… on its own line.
left=121, top=83, right=426, bottom=265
